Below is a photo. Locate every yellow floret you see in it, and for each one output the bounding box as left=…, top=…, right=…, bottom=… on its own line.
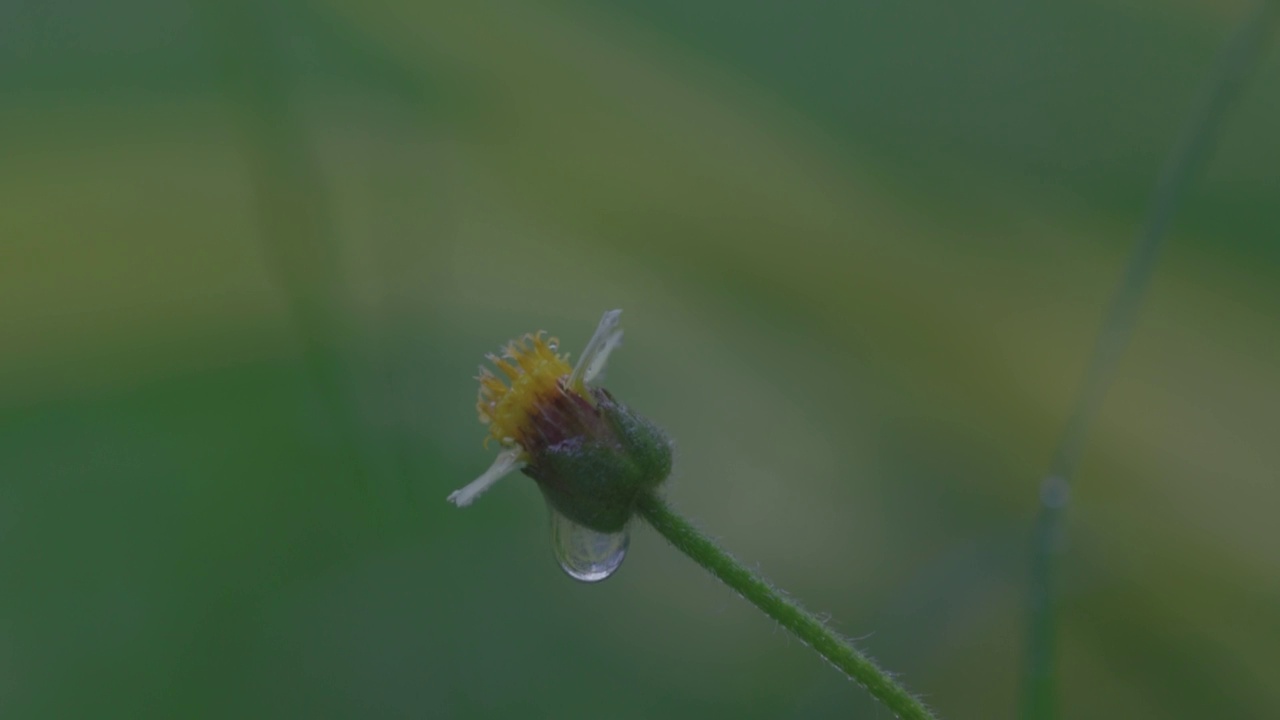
left=476, top=331, right=572, bottom=446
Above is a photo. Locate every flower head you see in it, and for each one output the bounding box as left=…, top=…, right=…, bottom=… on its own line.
left=475, top=331, right=572, bottom=448
left=448, top=310, right=672, bottom=534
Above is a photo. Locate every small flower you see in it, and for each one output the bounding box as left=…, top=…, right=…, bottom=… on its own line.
left=448, top=309, right=672, bottom=534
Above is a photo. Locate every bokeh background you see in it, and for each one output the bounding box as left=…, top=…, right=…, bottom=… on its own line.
left=2, top=1, right=1278, bottom=718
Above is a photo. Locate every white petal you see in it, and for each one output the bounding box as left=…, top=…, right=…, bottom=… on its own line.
left=570, top=309, right=624, bottom=391
left=448, top=447, right=525, bottom=507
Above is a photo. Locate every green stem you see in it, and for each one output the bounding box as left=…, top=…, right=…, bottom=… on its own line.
left=636, top=492, right=938, bottom=720
left=201, top=0, right=376, bottom=500
left=1018, top=3, right=1280, bottom=719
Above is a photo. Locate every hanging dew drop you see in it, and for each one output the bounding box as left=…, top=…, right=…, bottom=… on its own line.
left=549, top=506, right=629, bottom=582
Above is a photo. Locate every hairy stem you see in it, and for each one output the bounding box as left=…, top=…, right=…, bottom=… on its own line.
left=1018, top=3, right=1280, bottom=718
left=636, top=492, right=938, bottom=720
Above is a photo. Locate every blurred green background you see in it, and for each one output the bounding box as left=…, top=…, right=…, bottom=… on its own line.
left=2, top=1, right=1278, bottom=718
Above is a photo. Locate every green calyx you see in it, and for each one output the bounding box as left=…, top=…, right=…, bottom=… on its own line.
left=524, top=396, right=673, bottom=533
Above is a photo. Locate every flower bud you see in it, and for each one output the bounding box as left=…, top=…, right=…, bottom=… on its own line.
left=525, top=388, right=673, bottom=533
left=448, top=310, right=673, bottom=534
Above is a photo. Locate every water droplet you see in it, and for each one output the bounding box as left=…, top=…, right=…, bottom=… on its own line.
left=549, top=507, right=629, bottom=582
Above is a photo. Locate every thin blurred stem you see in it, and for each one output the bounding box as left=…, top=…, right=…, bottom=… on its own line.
left=200, top=0, right=372, bottom=492
left=636, top=492, right=939, bottom=720
left=202, top=0, right=344, bottom=352
left=1018, top=3, right=1280, bottom=718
